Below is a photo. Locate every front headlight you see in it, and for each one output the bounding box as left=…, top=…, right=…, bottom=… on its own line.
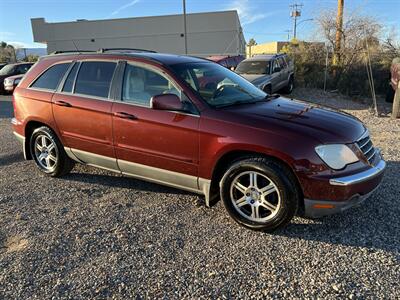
left=315, top=144, right=359, bottom=170
left=4, top=78, right=13, bottom=85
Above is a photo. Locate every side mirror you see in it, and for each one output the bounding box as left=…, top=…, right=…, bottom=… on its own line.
left=150, top=93, right=183, bottom=111
left=273, top=67, right=281, bottom=73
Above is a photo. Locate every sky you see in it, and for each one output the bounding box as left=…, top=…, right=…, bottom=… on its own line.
left=0, top=0, right=399, bottom=48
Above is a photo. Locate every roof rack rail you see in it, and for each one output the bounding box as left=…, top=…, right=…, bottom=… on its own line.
left=50, top=50, right=97, bottom=55
left=97, top=48, right=157, bottom=53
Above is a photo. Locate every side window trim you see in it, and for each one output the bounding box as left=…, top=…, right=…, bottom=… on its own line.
left=71, top=62, right=82, bottom=94
left=57, top=61, right=77, bottom=93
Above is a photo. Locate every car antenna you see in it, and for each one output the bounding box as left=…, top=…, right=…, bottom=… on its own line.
left=71, top=40, right=81, bottom=54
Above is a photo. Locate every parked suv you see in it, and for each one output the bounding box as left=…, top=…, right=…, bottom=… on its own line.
left=0, top=62, right=34, bottom=94
left=12, top=50, right=385, bottom=231
left=206, top=55, right=245, bottom=70
left=236, top=54, right=294, bottom=94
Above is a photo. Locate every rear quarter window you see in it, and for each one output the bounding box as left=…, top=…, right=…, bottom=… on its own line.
left=30, top=63, right=71, bottom=91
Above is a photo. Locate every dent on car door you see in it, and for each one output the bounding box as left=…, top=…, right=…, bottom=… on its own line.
left=52, top=60, right=118, bottom=170
left=112, top=62, right=200, bottom=190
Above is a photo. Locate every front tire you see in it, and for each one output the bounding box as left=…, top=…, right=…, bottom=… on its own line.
left=220, top=157, right=299, bottom=231
left=30, top=126, right=74, bottom=177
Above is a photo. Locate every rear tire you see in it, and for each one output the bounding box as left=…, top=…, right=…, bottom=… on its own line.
left=29, top=126, right=74, bottom=177
left=220, top=157, right=299, bottom=231
left=282, top=76, right=294, bottom=94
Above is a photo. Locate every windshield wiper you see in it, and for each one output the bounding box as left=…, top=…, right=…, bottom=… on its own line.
left=264, top=93, right=280, bottom=100
left=214, top=99, right=265, bottom=108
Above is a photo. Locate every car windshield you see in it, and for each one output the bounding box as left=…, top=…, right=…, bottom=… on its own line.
left=170, top=62, right=267, bottom=108
left=236, top=60, right=271, bottom=75
left=0, top=64, right=15, bottom=76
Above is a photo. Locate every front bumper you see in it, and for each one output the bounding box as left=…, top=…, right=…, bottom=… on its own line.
left=304, top=157, right=386, bottom=218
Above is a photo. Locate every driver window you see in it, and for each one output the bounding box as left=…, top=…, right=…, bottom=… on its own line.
left=122, top=64, right=180, bottom=106
left=272, top=60, right=280, bottom=73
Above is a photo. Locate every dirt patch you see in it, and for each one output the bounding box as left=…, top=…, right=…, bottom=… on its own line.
left=4, top=235, right=29, bottom=253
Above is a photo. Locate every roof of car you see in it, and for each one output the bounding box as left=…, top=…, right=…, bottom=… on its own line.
left=9, top=62, right=34, bottom=66
left=244, top=53, right=287, bottom=61
left=43, top=51, right=210, bottom=66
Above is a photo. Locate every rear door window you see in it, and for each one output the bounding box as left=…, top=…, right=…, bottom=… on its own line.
left=74, top=61, right=117, bottom=98
left=31, top=63, right=71, bottom=90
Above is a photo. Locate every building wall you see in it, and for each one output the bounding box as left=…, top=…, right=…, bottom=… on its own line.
left=246, top=41, right=290, bottom=57
left=31, top=11, right=245, bottom=57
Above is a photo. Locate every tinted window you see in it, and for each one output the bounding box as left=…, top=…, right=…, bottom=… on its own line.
left=272, top=59, right=281, bottom=72
left=236, top=60, right=271, bottom=75
left=122, top=64, right=179, bottom=106
left=278, top=57, right=287, bottom=68
left=75, top=61, right=116, bottom=98
left=31, top=63, right=70, bottom=90
left=16, top=64, right=32, bottom=74
left=62, top=63, right=79, bottom=93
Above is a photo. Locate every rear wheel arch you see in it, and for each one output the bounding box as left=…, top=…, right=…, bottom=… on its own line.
left=209, top=150, right=304, bottom=211
left=24, top=121, right=58, bottom=160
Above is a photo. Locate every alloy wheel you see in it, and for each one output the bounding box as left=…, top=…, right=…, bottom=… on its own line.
left=34, top=134, right=58, bottom=172
left=230, top=171, right=281, bottom=222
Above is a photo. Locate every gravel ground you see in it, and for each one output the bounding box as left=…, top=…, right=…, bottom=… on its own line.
left=0, top=91, right=399, bottom=299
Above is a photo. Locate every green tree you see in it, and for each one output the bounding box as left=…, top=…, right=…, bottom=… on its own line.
left=247, top=38, right=257, bottom=47
left=247, top=38, right=257, bottom=57
left=25, top=54, right=39, bottom=62
left=0, top=41, right=16, bottom=63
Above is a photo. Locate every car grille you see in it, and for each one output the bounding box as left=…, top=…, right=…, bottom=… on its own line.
left=356, top=132, right=376, bottom=164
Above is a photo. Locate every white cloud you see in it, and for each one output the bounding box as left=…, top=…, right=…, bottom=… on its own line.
left=109, top=0, right=141, bottom=17
left=227, top=0, right=279, bottom=25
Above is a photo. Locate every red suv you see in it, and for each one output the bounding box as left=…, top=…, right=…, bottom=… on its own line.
left=12, top=50, right=386, bottom=231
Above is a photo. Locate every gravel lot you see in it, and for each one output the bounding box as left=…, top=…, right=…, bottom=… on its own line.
left=0, top=91, right=399, bottom=299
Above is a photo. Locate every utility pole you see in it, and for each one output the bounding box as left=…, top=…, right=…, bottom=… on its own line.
left=182, top=0, right=188, bottom=55
left=333, top=0, right=344, bottom=65
left=290, top=3, right=303, bottom=40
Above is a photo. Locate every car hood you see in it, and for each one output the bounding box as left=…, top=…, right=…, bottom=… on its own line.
left=239, top=74, right=271, bottom=85
left=222, top=96, right=365, bottom=144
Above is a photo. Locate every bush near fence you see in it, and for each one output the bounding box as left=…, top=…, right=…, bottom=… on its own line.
left=281, top=41, right=395, bottom=97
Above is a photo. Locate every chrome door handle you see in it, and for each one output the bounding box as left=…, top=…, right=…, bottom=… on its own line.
left=54, top=100, right=72, bottom=107
left=114, top=112, right=137, bottom=120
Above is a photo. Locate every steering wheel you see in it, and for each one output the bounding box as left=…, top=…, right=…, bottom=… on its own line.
left=212, top=85, right=226, bottom=100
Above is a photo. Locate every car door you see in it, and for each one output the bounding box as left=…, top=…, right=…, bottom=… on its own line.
left=112, top=61, right=200, bottom=190
left=52, top=60, right=118, bottom=170
left=270, top=59, right=282, bottom=92
left=278, top=57, right=289, bottom=87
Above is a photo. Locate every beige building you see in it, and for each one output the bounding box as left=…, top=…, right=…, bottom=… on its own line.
left=246, top=41, right=290, bottom=57
left=31, top=11, right=245, bottom=57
